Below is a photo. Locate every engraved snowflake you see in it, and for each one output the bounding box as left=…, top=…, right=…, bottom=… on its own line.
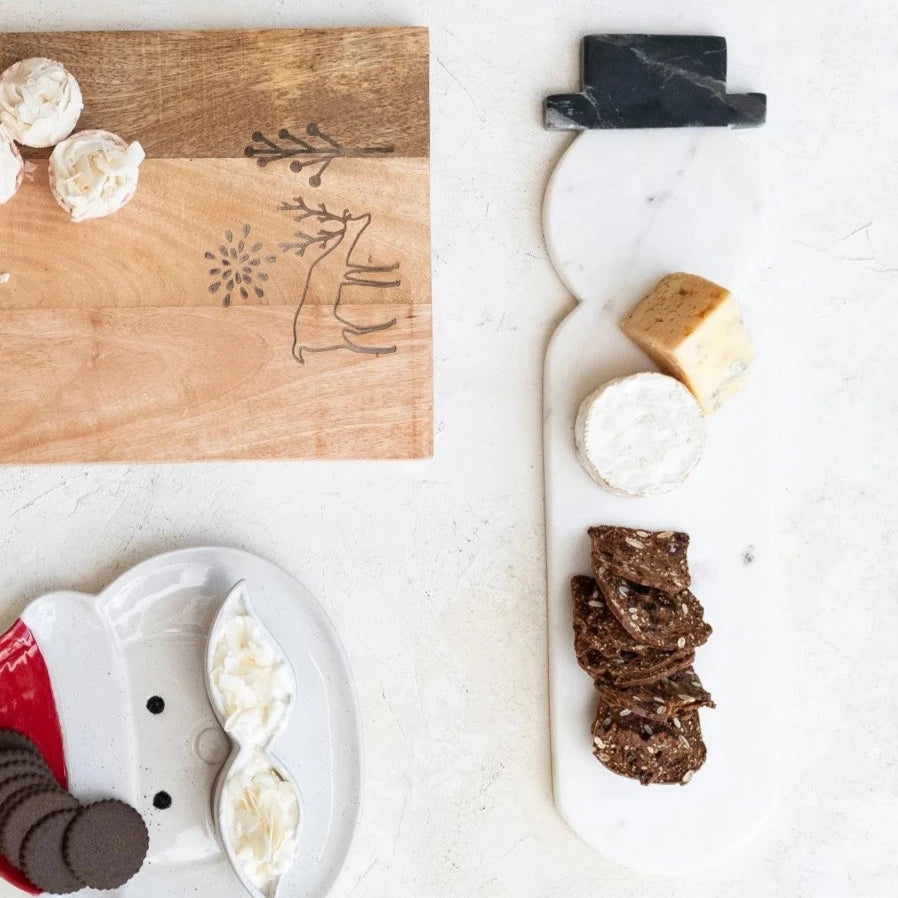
left=205, top=224, right=277, bottom=307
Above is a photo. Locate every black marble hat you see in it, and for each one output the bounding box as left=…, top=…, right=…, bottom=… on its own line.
left=545, top=35, right=766, bottom=131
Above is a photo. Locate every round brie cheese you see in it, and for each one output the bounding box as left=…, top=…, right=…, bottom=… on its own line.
left=0, top=126, right=24, bottom=204
left=49, top=130, right=145, bottom=222
left=0, top=57, right=83, bottom=148
left=575, top=372, right=706, bottom=496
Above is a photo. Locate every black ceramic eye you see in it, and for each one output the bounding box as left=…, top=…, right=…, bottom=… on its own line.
left=146, top=696, right=165, bottom=715
left=153, top=791, right=172, bottom=810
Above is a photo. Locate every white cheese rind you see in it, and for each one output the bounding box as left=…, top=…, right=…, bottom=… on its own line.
left=0, top=57, right=83, bottom=148
left=574, top=373, right=706, bottom=497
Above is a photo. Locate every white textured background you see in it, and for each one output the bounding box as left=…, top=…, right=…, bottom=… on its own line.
left=1, top=1, right=896, bottom=896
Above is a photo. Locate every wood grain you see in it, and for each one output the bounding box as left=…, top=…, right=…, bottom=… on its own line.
left=0, top=27, right=431, bottom=461
left=0, top=305, right=432, bottom=462
left=0, top=157, right=429, bottom=309
left=0, top=29, right=430, bottom=159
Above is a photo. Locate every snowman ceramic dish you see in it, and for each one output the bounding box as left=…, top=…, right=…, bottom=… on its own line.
left=0, top=547, right=362, bottom=897
left=542, top=36, right=775, bottom=873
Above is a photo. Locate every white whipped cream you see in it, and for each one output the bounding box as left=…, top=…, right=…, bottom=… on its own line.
left=211, top=603, right=295, bottom=744
left=0, top=126, right=23, bottom=204
left=225, top=751, right=300, bottom=896
left=49, top=130, right=144, bottom=222
left=0, top=57, right=83, bottom=148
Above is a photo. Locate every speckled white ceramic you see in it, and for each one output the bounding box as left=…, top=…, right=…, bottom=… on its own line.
left=20, top=547, right=362, bottom=898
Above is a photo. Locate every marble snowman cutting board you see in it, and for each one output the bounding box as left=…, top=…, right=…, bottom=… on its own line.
left=542, top=36, right=775, bottom=873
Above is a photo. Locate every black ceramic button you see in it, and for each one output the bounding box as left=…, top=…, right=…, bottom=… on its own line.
left=545, top=35, right=767, bottom=131
left=153, top=791, right=172, bottom=810
left=146, top=696, right=165, bottom=715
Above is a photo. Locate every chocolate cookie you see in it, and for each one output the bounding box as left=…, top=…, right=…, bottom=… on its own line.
left=20, top=808, right=82, bottom=894
left=0, top=786, right=77, bottom=865
left=63, top=800, right=149, bottom=890
left=0, top=756, right=54, bottom=790
left=599, top=648, right=696, bottom=688
left=0, top=731, right=41, bottom=758
left=0, top=781, right=54, bottom=828
left=597, top=668, right=715, bottom=722
left=597, top=568, right=712, bottom=651
left=590, top=526, right=691, bottom=592
left=0, top=773, right=54, bottom=813
left=0, top=749, right=52, bottom=775
left=592, top=697, right=707, bottom=785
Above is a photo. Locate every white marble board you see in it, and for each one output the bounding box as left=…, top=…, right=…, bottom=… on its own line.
left=542, top=128, right=774, bottom=873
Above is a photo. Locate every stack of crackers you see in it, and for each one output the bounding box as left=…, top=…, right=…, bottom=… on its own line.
left=571, top=526, right=715, bottom=785
left=0, top=730, right=148, bottom=894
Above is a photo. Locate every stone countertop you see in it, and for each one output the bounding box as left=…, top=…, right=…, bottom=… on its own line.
left=0, top=1, right=895, bottom=896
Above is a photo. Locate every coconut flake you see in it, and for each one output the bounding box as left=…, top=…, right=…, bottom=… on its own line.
left=0, top=57, right=83, bottom=148
left=49, top=130, right=145, bottom=222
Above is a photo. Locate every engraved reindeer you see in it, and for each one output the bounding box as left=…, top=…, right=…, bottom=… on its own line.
left=279, top=199, right=400, bottom=363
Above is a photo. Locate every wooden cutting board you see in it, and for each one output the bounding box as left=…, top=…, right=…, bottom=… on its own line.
left=0, top=28, right=431, bottom=462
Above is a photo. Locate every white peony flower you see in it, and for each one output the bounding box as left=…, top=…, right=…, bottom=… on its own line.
left=49, top=130, right=145, bottom=222
left=0, top=125, right=24, bottom=204
left=0, top=57, right=83, bottom=148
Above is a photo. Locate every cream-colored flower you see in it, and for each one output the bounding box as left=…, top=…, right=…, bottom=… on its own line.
left=0, top=126, right=24, bottom=204
left=0, top=57, right=82, bottom=148
left=49, top=130, right=144, bottom=222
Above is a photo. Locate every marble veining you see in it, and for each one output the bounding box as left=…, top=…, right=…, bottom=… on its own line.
left=545, top=35, right=767, bottom=131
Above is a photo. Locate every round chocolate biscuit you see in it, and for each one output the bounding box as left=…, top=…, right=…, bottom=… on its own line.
left=0, top=781, right=56, bottom=830
left=63, top=800, right=149, bottom=890
left=21, top=808, right=82, bottom=894
left=0, top=773, right=53, bottom=813
left=0, top=786, right=77, bottom=865
left=0, top=731, right=41, bottom=758
left=0, top=750, right=54, bottom=781
left=0, top=749, right=51, bottom=774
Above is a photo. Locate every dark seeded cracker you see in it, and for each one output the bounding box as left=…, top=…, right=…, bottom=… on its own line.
left=597, top=568, right=712, bottom=651
left=21, top=808, right=82, bottom=894
left=572, top=576, right=696, bottom=684
left=64, top=800, right=149, bottom=890
left=599, top=648, right=697, bottom=688
left=589, top=526, right=691, bottom=592
left=592, top=696, right=707, bottom=785
left=597, top=668, right=715, bottom=722
left=0, top=786, right=76, bottom=865
left=572, top=576, right=653, bottom=666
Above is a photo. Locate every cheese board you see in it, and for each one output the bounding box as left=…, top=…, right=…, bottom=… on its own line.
left=0, top=28, right=432, bottom=462
left=542, top=36, right=775, bottom=873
